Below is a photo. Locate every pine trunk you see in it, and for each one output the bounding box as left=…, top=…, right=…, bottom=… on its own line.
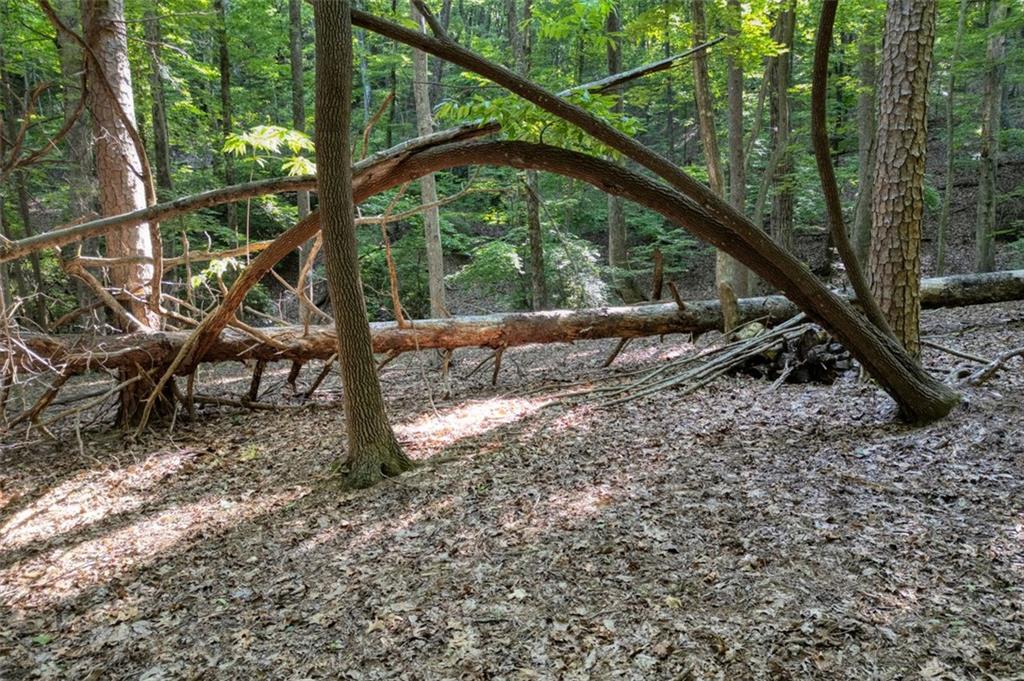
left=869, top=0, right=938, bottom=356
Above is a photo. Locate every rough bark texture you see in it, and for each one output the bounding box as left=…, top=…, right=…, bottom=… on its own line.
left=314, top=0, right=412, bottom=489
left=606, top=4, right=643, bottom=304
left=411, top=1, right=446, bottom=317
left=143, top=3, right=172, bottom=192
left=975, top=0, right=1005, bottom=274
left=852, top=32, right=876, bottom=270
left=16, top=270, right=1022, bottom=377
left=84, top=0, right=157, bottom=329
left=936, top=0, right=967, bottom=276
left=869, top=0, right=938, bottom=356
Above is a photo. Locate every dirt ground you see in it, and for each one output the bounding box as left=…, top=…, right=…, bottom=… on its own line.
left=1, top=302, right=1022, bottom=680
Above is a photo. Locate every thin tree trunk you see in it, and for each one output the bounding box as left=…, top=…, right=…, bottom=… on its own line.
left=869, top=0, right=939, bottom=356
left=214, top=0, right=237, bottom=233
left=606, top=3, right=643, bottom=303
left=852, top=32, right=876, bottom=270
left=725, top=0, right=749, bottom=297
left=411, top=1, right=446, bottom=318
left=975, top=0, right=1006, bottom=274
left=290, top=0, right=310, bottom=219
left=143, top=4, right=172, bottom=192
left=508, top=0, right=546, bottom=310
left=769, top=0, right=795, bottom=253
left=313, top=0, right=412, bottom=489
left=936, top=0, right=967, bottom=276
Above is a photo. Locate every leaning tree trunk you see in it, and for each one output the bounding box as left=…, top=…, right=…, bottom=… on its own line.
left=411, top=0, right=446, bottom=318
left=313, top=0, right=412, bottom=489
left=869, top=0, right=938, bottom=356
left=975, top=0, right=1006, bottom=274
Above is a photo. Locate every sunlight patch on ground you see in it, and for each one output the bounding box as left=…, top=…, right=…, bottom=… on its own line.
left=0, top=449, right=200, bottom=552
left=500, top=482, right=619, bottom=537
left=394, top=397, right=543, bottom=455
left=0, top=490, right=302, bottom=610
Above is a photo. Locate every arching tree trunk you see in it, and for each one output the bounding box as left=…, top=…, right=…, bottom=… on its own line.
left=412, top=0, right=446, bottom=318
left=869, top=0, right=938, bottom=356
left=313, top=0, right=412, bottom=488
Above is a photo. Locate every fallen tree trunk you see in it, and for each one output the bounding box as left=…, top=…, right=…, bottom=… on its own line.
left=10, top=270, right=1021, bottom=375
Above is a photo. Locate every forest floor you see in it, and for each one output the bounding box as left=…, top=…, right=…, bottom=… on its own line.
left=1, top=302, right=1023, bottom=680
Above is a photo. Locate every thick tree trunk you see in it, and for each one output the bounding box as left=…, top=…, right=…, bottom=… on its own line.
left=143, top=4, right=172, bottom=192
left=84, top=0, right=157, bottom=329
left=17, top=270, right=1023, bottom=377
left=869, top=0, right=938, bottom=356
left=313, top=0, right=412, bottom=488
left=411, top=1, right=446, bottom=318
left=936, top=0, right=968, bottom=276
left=975, top=0, right=1006, bottom=274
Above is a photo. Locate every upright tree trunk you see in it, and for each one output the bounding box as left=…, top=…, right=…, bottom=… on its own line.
left=606, top=4, right=643, bottom=303
left=289, top=0, right=310, bottom=219
left=85, top=0, right=160, bottom=421
left=975, top=0, right=1006, bottom=274
left=724, top=0, right=749, bottom=297
left=411, top=1, right=446, bottom=318
left=143, top=3, right=172, bottom=192
left=691, top=0, right=740, bottom=301
left=936, top=0, right=968, bottom=275
left=769, top=1, right=795, bottom=253
left=852, top=32, right=876, bottom=270
left=508, top=0, right=546, bottom=310
left=214, top=0, right=237, bottom=234
left=869, top=0, right=938, bottom=356
left=312, top=0, right=412, bottom=489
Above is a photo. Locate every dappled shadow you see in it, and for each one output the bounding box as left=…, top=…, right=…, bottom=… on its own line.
left=2, top=323, right=1023, bottom=678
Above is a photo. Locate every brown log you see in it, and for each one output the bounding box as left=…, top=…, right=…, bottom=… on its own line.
left=8, top=270, right=1020, bottom=376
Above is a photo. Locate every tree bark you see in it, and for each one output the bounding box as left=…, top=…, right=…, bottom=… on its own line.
left=290, top=0, right=310, bottom=219
left=768, top=0, right=795, bottom=253
left=852, top=31, right=876, bottom=270
left=975, top=0, right=1006, bottom=274
left=936, top=0, right=967, bottom=275
left=412, top=1, right=446, bottom=318
left=724, top=0, right=749, bottom=297
left=313, top=0, right=412, bottom=488
left=869, top=0, right=938, bottom=356
left=214, top=0, right=237, bottom=233
left=143, top=3, right=172, bottom=192
left=17, top=270, right=1023, bottom=377
left=606, top=4, right=643, bottom=304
